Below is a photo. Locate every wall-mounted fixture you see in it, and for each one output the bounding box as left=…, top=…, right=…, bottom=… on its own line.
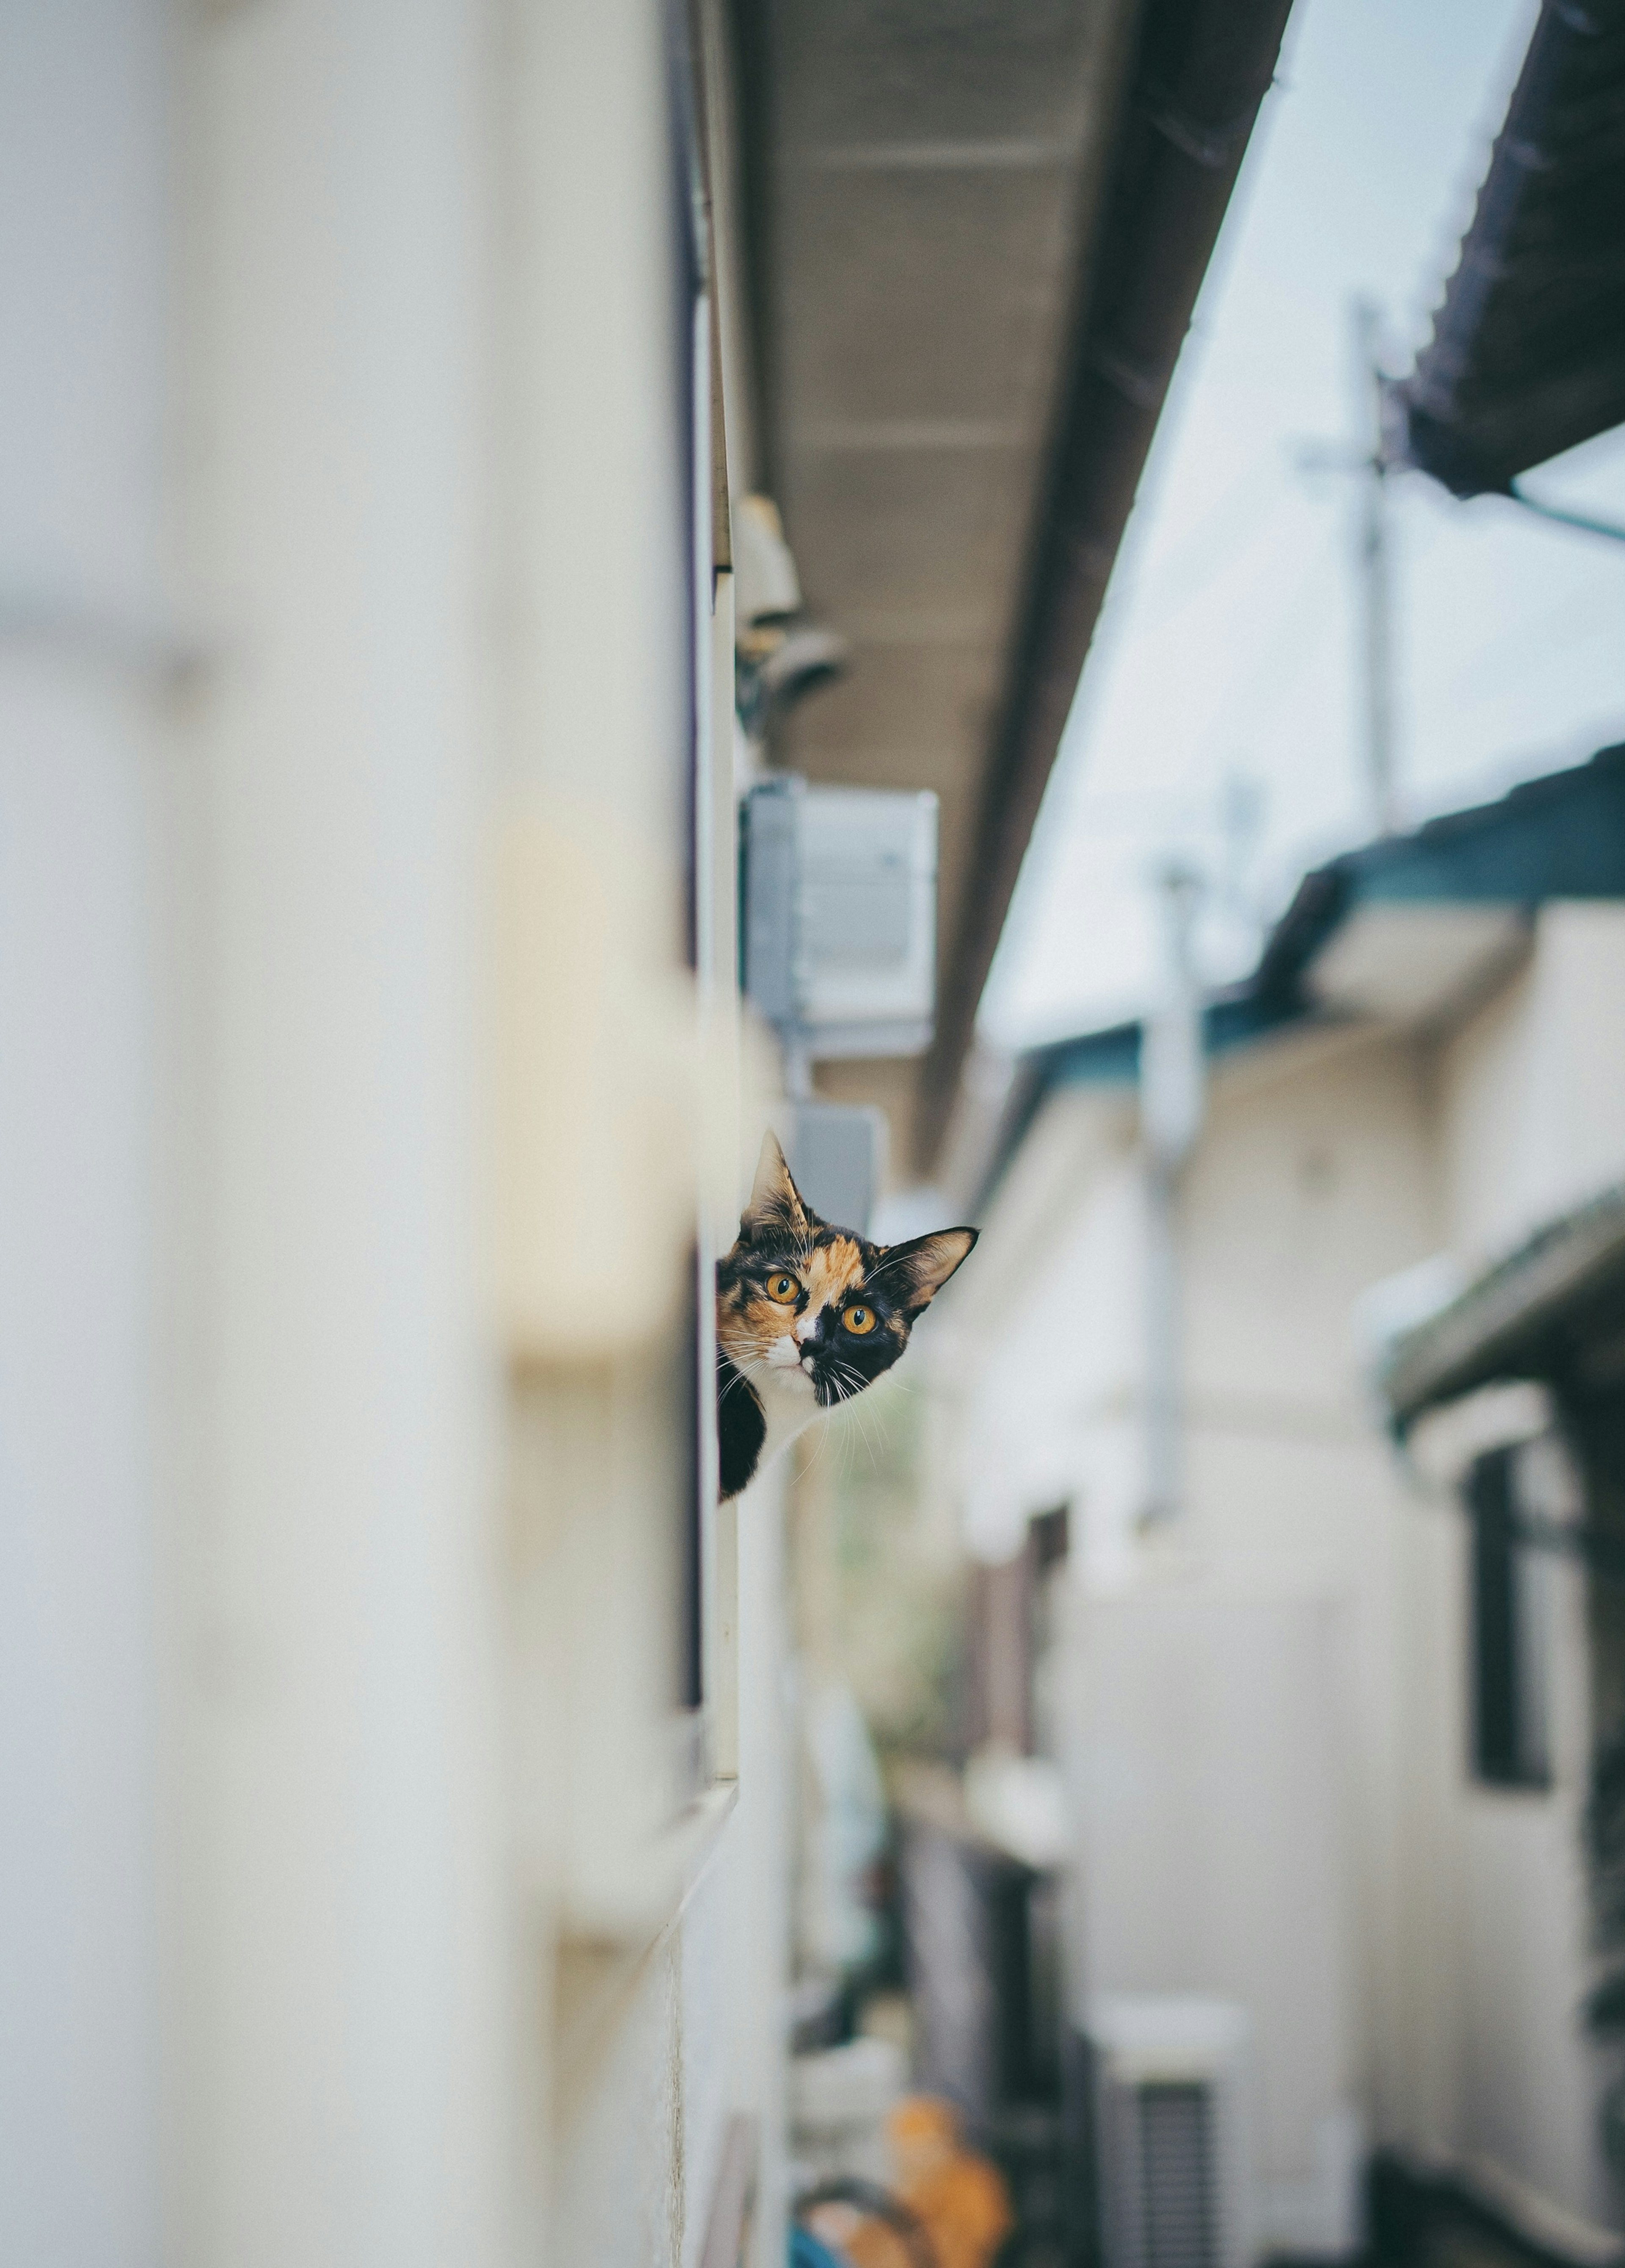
left=732, top=495, right=848, bottom=735
left=1087, top=1995, right=1258, bottom=2268
left=754, top=624, right=846, bottom=716
left=741, top=776, right=938, bottom=1065
left=733, top=492, right=801, bottom=630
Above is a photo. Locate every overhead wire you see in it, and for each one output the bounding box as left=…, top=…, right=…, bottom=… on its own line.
left=1123, top=449, right=1298, bottom=634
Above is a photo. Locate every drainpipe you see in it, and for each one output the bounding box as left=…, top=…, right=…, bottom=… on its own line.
left=1140, top=866, right=1206, bottom=1526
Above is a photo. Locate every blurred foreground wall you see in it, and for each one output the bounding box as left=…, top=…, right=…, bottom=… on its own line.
left=0, top=1, right=789, bottom=2262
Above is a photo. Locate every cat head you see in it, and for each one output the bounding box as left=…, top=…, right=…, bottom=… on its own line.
left=716, top=1130, right=976, bottom=1409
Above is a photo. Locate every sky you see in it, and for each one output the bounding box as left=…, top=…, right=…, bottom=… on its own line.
left=980, top=0, right=1625, bottom=1050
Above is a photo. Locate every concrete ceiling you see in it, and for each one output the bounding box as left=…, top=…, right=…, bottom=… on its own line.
left=757, top=0, right=1141, bottom=1177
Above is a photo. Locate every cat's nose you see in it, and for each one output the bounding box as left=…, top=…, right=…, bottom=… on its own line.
left=793, top=1311, right=819, bottom=1344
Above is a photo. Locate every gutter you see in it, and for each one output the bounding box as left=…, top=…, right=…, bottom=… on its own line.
left=919, top=0, right=1295, bottom=1164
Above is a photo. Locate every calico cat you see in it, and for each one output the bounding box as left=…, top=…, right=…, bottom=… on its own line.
left=716, top=1130, right=977, bottom=1500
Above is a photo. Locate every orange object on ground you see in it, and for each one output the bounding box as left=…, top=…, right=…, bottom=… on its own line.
left=842, top=2097, right=1014, bottom=2268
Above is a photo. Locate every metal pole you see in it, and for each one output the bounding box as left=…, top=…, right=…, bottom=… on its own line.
left=1140, top=866, right=1205, bottom=1527
left=1143, top=1157, right=1181, bottom=1526
left=1355, top=299, right=1398, bottom=836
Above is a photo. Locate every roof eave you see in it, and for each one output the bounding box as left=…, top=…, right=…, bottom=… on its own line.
left=1382, top=1185, right=1625, bottom=1430
left=1396, top=0, right=1625, bottom=498
left=919, top=0, right=1297, bottom=1166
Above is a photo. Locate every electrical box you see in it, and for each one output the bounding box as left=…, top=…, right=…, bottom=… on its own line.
left=741, top=777, right=938, bottom=1060
left=1086, top=1996, right=1258, bottom=2268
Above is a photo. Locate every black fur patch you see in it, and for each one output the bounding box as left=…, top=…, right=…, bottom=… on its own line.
left=717, top=1353, right=766, bottom=1500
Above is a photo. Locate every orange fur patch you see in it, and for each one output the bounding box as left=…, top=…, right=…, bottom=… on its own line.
left=716, top=1235, right=870, bottom=1366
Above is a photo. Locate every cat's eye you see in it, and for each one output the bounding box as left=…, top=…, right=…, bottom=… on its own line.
left=765, top=1272, right=800, bottom=1304
left=842, top=1304, right=876, bottom=1336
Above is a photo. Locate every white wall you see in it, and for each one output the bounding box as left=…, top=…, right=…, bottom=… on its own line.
left=1181, top=1028, right=1439, bottom=1421
left=1062, top=1583, right=1362, bottom=2254
left=688, top=1464, right=793, bottom=2268
left=1431, top=917, right=1625, bottom=2225
left=960, top=1039, right=1427, bottom=2247
left=0, top=4, right=168, bottom=2260
left=170, top=4, right=507, bottom=2258
left=959, top=1001, right=1623, bottom=2232
left=170, top=0, right=793, bottom=2253
left=1438, top=905, right=1625, bottom=1264
left=0, top=0, right=790, bottom=2260
left=958, top=1108, right=1145, bottom=1565
left=964, top=954, right=1625, bottom=2236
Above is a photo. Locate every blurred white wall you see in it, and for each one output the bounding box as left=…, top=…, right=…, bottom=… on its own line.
left=1063, top=1585, right=1362, bottom=2255
left=1432, top=908, right=1625, bottom=2225
left=958, top=908, right=1625, bottom=2241
left=1438, top=905, right=1625, bottom=1263
left=0, top=3, right=168, bottom=2259
left=972, top=1034, right=1429, bottom=2254
left=167, top=3, right=508, bottom=2257
left=0, top=0, right=792, bottom=2260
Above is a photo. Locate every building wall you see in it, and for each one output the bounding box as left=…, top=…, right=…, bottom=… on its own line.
left=956, top=1101, right=1145, bottom=1567
left=0, top=4, right=168, bottom=2260
left=1429, top=907, right=1625, bottom=2228
left=962, top=977, right=1625, bottom=2240
left=0, top=0, right=791, bottom=2260
left=1437, top=905, right=1625, bottom=1265
left=963, top=1036, right=1438, bottom=2245
left=1062, top=1582, right=1364, bottom=2254
left=1180, top=1031, right=1450, bottom=2182
left=168, top=10, right=509, bottom=2257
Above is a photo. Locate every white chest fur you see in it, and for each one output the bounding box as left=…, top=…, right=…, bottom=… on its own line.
left=741, top=1336, right=826, bottom=1479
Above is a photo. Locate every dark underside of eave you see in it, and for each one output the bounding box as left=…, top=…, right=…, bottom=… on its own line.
left=1254, top=740, right=1625, bottom=990
left=1399, top=0, right=1625, bottom=498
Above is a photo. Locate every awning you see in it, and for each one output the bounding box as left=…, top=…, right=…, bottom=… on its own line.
left=1380, top=1185, right=1625, bottom=1432
left=1394, top=0, right=1625, bottom=499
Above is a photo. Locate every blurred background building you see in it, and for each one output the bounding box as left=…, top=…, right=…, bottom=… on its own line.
left=3, top=2, right=1625, bottom=2267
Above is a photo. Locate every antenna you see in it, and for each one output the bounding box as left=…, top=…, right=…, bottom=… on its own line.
left=1355, top=299, right=1398, bottom=837
left=1297, top=297, right=1400, bottom=837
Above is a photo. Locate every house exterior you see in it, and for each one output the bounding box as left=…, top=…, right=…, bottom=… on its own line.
left=946, top=750, right=1625, bottom=2249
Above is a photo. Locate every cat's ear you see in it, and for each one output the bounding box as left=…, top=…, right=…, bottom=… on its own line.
left=883, top=1226, right=978, bottom=1310
left=740, top=1129, right=809, bottom=1242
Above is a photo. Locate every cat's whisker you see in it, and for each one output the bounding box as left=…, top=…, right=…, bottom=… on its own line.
left=838, top=1374, right=880, bottom=1466
left=836, top=1367, right=886, bottom=1473
left=853, top=1391, right=879, bottom=1469
left=801, top=1416, right=834, bottom=1481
